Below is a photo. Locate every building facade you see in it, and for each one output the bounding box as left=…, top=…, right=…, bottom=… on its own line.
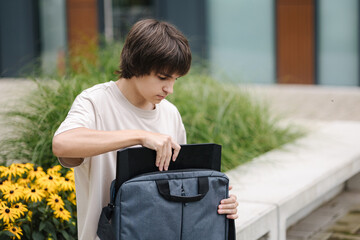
left=0, top=0, right=359, bottom=86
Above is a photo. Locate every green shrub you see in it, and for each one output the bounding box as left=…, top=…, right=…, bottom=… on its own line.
left=0, top=42, right=121, bottom=168
left=169, top=74, right=303, bottom=171
left=0, top=77, right=92, bottom=167
left=0, top=42, right=303, bottom=170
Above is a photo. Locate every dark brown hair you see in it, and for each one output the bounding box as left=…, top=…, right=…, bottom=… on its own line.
left=117, top=19, right=192, bottom=79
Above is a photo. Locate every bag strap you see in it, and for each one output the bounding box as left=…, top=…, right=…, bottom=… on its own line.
left=97, top=204, right=116, bottom=240
left=229, top=219, right=236, bottom=240
left=156, top=177, right=209, bottom=203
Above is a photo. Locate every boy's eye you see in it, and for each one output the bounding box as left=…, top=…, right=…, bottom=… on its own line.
left=158, top=75, right=167, bottom=80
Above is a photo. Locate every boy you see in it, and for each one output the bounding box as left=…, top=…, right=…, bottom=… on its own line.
left=52, top=19, right=238, bottom=240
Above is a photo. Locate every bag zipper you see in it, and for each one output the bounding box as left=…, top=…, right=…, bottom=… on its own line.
left=132, top=168, right=212, bottom=179
left=180, top=183, right=185, bottom=240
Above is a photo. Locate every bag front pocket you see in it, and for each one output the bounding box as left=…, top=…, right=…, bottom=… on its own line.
left=119, top=179, right=183, bottom=240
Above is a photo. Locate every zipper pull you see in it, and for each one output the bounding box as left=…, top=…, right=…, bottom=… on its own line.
left=181, top=185, right=188, bottom=206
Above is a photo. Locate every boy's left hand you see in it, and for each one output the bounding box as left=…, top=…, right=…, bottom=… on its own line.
left=218, top=186, right=238, bottom=219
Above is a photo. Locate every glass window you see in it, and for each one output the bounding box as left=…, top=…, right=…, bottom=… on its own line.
left=112, top=0, right=154, bottom=40
left=207, top=0, right=275, bottom=84
left=318, top=0, right=359, bottom=86
left=39, top=0, right=67, bottom=74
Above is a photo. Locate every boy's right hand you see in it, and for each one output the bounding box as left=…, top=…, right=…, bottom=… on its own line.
left=141, top=131, right=181, bottom=171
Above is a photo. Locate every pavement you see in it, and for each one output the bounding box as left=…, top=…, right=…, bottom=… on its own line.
left=1, top=78, right=360, bottom=239
left=287, top=191, right=360, bottom=240
left=245, top=84, right=360, bottom=122
left=0, top=78, right=36, bottom=110
left=0, top=78, right=37, bottom=142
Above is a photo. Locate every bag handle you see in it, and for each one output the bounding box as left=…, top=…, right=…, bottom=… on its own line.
left=156, top=177, right=209, bottom=203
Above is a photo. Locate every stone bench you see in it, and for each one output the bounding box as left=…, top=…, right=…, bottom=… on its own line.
left=227, top=121, right=360, bottom=240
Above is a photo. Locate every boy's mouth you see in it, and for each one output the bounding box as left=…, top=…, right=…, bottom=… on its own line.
left=156, top=95, right=166, bottom=100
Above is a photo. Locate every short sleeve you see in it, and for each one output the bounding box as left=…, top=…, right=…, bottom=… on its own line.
left=54, top=92, right=97, bottom=136
left=174, top=108, right=187, bottom=144
left=177, top=123, right=187, bottom=144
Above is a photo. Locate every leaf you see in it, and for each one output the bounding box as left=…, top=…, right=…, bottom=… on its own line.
left=0, top=230, right=15, bottom=238
left=38, top=206, right=46, bottom=214
left=39, top=221, right=47, bottom=232
left=52, top=217, right=60, bottom=227
left=32, top=231, right=45, bottom=240
left=43, top=222, right=57, bottom=240
left=43, top=222, right=55, bottom=232
left=22, top=224, right=31, bottom=237
left=60, top=230, right=71, bottom=240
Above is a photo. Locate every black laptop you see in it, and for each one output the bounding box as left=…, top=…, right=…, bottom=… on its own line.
left=115, top=143, right=221, bottom=192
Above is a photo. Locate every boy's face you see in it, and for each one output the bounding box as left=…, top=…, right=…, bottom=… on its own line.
left=131, top=72, right=180, bottom=109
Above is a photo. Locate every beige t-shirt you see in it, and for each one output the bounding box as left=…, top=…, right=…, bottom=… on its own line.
left=54, top=81, right=186, bottom=240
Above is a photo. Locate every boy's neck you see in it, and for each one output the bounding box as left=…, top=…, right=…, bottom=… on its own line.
left=115, top=78, right=155, bottom=110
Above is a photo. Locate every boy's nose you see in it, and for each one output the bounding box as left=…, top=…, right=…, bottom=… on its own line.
left=163, top=81, right=174, bottom=94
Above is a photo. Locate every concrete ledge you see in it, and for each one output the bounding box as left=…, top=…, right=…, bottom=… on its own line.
left=227, top=121, right=360, bottom=240
left=236, top=202, right=278, bottom=239
left=347, top=172, right=360, bottom=192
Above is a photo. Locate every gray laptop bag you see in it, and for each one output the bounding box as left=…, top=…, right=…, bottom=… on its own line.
left=97, top=169, right=235, bottom=240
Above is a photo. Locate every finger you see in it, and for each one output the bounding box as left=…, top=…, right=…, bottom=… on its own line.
left=218, top=202, right=238, bottom=210
left=220, top=195, right=237, bottom=204
left=164, top=141, right=172, bottom=171
left=229, top=185, right=233, bottom=191
left=155, top=148, right=162, bottom=168
left=172, top=142, right=181, bottom=162
left=158, top=156, right=164, bottom=171
left=158, top=143, right=168, bottom=171
left=226, top=214, right=238, bottom=220
left=217, top=207, right=237, bottom=215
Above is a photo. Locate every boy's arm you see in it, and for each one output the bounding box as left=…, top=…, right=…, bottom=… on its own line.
left=52, top=127, right=181, bottom=170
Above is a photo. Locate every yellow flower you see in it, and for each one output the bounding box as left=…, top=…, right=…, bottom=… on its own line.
left=0, top=200, right=7, bottom=208
left=11, top=202, right=28, bottom=217
left=23, top=163, right=34, bottom=170
left=65, top=169, right=75, bottom=182
left=67, top=192, right=77, bottom=205
left=0, top=165, right=7, bottom=174
left=47, top=165, right=62, bottom=177
left=42, top=186, right=57, bottom=195
left=0, top=180, right=11, bottom=192
left=3, top=185, right=24, bottom=202
left=27, top=210, right=33, bottom=221
left=5, top=225, right=23, bottom=240
left=47, top=194, right=64, bottom=210
left=59, top=177, right=75, bottom=192
left=16, top=177, right=31, bottom=187
left=1, top=163, right=27, bottom=179
left=24, top=187, right=46, bottom=202
left=0, top=205, right=20, bottom=223
left=37, top=174, right=61, bottom=190
left=53, top=207, right=71, bottom=221
left=27, top=166, right=46, bottom=180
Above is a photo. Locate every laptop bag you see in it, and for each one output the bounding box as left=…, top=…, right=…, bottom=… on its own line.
left=97, top=169, right=235, bottom=240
